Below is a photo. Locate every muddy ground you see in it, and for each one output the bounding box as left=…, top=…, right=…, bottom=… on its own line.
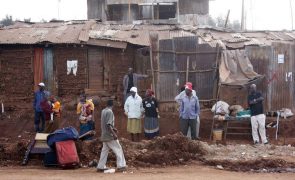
left=1, top=164, right=295, bottom=180
left=1, top=133, right=295, bottom=173
left=1, top=97, right=295, bottom=173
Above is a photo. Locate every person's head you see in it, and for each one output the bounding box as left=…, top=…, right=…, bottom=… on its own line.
left=38, top=82, right=45, bottom=91
left=107, top=99, right=113, bottom=108
left=50, top=95, right=57, bottom=103
left=130, top=87, right=137, bottom=97
left=185, top=82, right=193, bottom=96
left=80, top=94, right=86, bottom=103
left=249, top=84, right=257, bottom=94
left=128, top=68, right=133, bottom=75
left=145, top=89, right=154, bottom=98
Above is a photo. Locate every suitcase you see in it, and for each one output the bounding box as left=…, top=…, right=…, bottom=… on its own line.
left=55, top=140, right=79, bottom=168
left=43, top=150, right=58, bottom=167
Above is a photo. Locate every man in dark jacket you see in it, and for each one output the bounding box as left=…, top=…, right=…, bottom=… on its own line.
left=123, top=68, right=148, bottom=102
left=248, top=84, right=268, bottom=145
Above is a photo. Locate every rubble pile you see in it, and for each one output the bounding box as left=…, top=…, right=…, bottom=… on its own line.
left=1, top=133, right=295, bottom=172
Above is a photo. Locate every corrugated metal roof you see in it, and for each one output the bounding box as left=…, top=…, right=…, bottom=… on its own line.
left=1, top=21, right=295, bottom=48
left=0, top=22, right=84, bottom=44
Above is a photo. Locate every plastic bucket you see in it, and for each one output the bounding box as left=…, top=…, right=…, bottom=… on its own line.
left=213, top=129, right=223, bottom=141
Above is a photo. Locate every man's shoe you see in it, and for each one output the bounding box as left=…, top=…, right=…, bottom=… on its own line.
left=264, top=141, right=269, bottom=145
left=96, top=168, right=109, bottom=172
left=117, top=167, right=127, bottom=172
left=254, top=141, right=259, bottom=145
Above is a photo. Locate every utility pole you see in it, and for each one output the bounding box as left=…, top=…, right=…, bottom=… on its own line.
left=58, top=0, right=61, bottom=20
left=290, top=0, right=294, bottom=30
left=224, top=10, right=230, bottom=28
left=241, top=0, right=245, bottom=30
left=128, top=0, right=131, bottom=22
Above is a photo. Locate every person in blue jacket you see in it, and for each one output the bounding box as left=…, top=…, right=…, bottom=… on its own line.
left=33, top=82, right=48, bottom=132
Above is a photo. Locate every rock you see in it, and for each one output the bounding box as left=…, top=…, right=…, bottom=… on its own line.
left=140, top=149, right=148, bottom=153
left=216, top=165, right=224, bottom=170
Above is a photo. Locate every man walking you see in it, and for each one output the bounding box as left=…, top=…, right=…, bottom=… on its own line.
left=123, top=68, right=148, bottom=101
left=179, top=83, right=200, bottom=140
left=124, top=87, right=144, bottom=142
left=97, top=100, right=127, bottom=172
left=248, top=84, right=268, bottom=145
left=33, top=82, right=47, bottom=132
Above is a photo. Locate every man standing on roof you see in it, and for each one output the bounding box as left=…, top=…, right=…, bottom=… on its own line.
left=248, top=84, right=268, bottom=145
left=123, top=67, right=148, bottom=102
left=179, top=83, right=200, bottom=140
left=33, top=82, right=48, bottom=132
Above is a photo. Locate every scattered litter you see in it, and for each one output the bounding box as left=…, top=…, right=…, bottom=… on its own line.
left=104, top=169, right=115, bottom=173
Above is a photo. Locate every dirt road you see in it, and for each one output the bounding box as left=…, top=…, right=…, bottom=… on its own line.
left=0, top=164, right=293, bottom=180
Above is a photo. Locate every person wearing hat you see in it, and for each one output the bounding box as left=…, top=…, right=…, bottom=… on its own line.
left=175, top=82, right=200, bottom=139
left=124, top=87, right=144, bottom=142
left=33, top=82, right=49, bottom=132
left=179, top=83, right=200, bottom=140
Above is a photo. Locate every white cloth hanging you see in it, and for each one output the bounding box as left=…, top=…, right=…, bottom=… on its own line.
left=67, top=60, right=78, bottom=76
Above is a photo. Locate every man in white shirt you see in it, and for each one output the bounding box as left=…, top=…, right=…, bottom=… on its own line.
left=124, top=87, right=144, bottom=142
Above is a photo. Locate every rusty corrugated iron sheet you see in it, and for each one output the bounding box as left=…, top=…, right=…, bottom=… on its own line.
left=0, top=22, right=84, bottom=44
left=246, top=43, right=295, bottom=112
left=1, top=21, right=295, bottom=49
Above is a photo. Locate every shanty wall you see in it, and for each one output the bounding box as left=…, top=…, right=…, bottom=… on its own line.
left=0, top=47, right=34, bottom=104
left=247, top=43, right=295, bottom=112
left=220, top=42, right=295, bottom=113
left=179, top=0, right=209, bottom=15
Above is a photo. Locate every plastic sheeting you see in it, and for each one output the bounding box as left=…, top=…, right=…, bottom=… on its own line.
left=219, top=50, right=263, bottom=86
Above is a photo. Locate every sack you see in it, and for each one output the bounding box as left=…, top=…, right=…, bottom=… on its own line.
left=47, top=127, right=79, bottom=148
left=56, top=140, right=79, bottom=168
left=280, top=108, right=294, bottom=118
left=211, top=101, right=230, bottom=115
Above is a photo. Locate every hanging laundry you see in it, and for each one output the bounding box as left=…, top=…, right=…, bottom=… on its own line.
left=67, top=60, right=78, bottom=76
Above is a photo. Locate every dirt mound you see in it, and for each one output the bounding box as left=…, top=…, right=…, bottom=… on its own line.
left=78, top=133, right=210, bottom=167
left=1, top=133, right=295, bottom=172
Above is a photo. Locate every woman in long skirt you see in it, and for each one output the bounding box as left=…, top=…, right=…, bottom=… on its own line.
left=142, top=89, right=159, bottom=139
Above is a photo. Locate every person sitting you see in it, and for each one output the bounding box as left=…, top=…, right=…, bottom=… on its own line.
left=77, top=94, right=95, bottom=140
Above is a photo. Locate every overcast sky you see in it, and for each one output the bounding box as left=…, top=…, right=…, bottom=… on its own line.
left=0, top=0, right=294, bottom=30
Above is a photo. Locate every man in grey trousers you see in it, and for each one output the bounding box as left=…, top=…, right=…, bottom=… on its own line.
left=179, top=83, right=200, bottom=140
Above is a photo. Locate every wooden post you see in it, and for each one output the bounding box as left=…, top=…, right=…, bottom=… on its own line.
left=186, top=56, right=190, bottom=82
left=149, top=33, right=159, bottom=99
